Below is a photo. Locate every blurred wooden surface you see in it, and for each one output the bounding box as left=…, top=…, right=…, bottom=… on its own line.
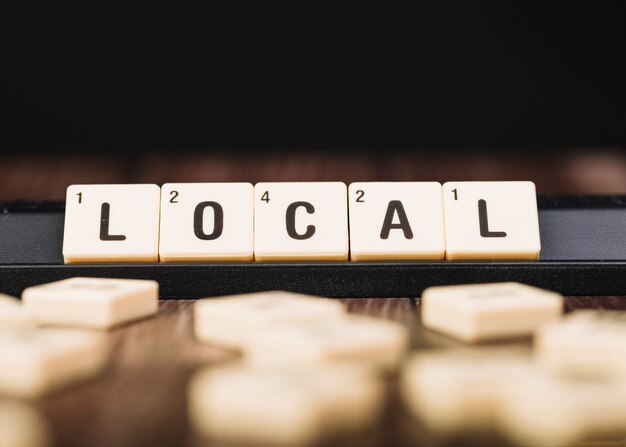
left=21, top=297, right=626, bottom=447
left=2, top=149, right=626, bottom=200
left=1, top=150, right=625, bottom=447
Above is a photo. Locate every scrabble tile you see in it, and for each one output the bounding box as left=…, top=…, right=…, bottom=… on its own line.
left=194, top=291, right=346, bottom=351
left=535, top=310, right=626, bottom=379
left=498, top=370, right=626, bottom=444
left=442, top=181, right=541, bottom=260
left=348, top=182, right=445, bottom=261
left=63, top=184, right=160, bottom=263
left=0, top=327, right=109, bottom=398
left=254, top=182, right=349, bottom=261
left=22, top=277, right=158, bottom=330
left=0, top=294, right=34, bottom=328
left=421, top=282, right=563, bottom=343
left=245, top=314, right=410, bottom=370
left=159, top=183, right=254, bottom=262
left=401, top=349, right=531, bottom=433
left=188, top=365, right=384, bottom=445
left=0, top=402, right=50, bottom=447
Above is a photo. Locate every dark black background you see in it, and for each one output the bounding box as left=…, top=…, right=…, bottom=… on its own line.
left=2, top=2, right=625, bottom=153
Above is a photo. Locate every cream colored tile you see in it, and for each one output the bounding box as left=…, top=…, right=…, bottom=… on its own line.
left=22, top=277, right=158, bottom=330
left=0, top=327, right=109, bottom=398
left=63, top=184, right=160, bottom=263
left=535, top=310, right=626, bottom=380
left=499, top=369, right=626, bottom=445
left=0, top=402, right=50, bottom=447
left=401, top=348, right=531, bottom=434
left=245, top=315, right=409, bottom=370
left=421, top=282, right=563, bottom=343
left=0, top=294, right=34, bottom=328
left=348, top=182, right=445, bottom=261
left=442, top=181, right=541, bottom=260
left=254, top=182, right=349, bottom=261
left=159, top=183, right=253, bottom=262
left=188, top=365, right=384, bottom=446
left=194, top=291, right=346, bottom=351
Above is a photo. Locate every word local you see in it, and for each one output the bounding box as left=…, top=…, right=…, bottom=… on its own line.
left=62, top=181, right=541, bottom=263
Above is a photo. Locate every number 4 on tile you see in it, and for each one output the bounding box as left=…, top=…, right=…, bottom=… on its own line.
left=254, top=182, right=349, bottom=261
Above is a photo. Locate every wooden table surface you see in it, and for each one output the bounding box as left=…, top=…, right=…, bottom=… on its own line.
left=25, top=297, right=626, bottom=447
left=1, top=149, right=626, bottom=447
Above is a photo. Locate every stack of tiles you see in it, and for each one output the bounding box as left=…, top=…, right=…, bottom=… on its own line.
left=244, top=315, right=409, bottom=370
left=193, top=291, right=409, bottom=370
left=0, top=277, right=159, bottom=399
left=189, top=365, right=384, bottom=446
left=499, top=367, right=626, bottom=444
left=191, top=290, right=409, bottom=444
left=535, top=310, right=626, bottom=379
left=193, top=291, right=346, bottom=351
left=0, top=327, right=109, bottom=398
left=401, top=281, right=626, bottom=445
left=401, top=348, right=531, bottom=433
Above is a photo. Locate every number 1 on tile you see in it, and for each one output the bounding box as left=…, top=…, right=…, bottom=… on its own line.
left=442, top=181, right=541, bottom=260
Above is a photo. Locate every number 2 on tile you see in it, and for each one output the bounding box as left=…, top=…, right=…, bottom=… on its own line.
left=355, top=190, right=365, bottom=202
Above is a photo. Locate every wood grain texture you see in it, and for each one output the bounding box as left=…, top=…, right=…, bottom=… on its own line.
left=0, top=155, right=132, bottom=201
left=0, top=151, right=625, bottom=446
left=1, top=149, right=626, bottom=200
